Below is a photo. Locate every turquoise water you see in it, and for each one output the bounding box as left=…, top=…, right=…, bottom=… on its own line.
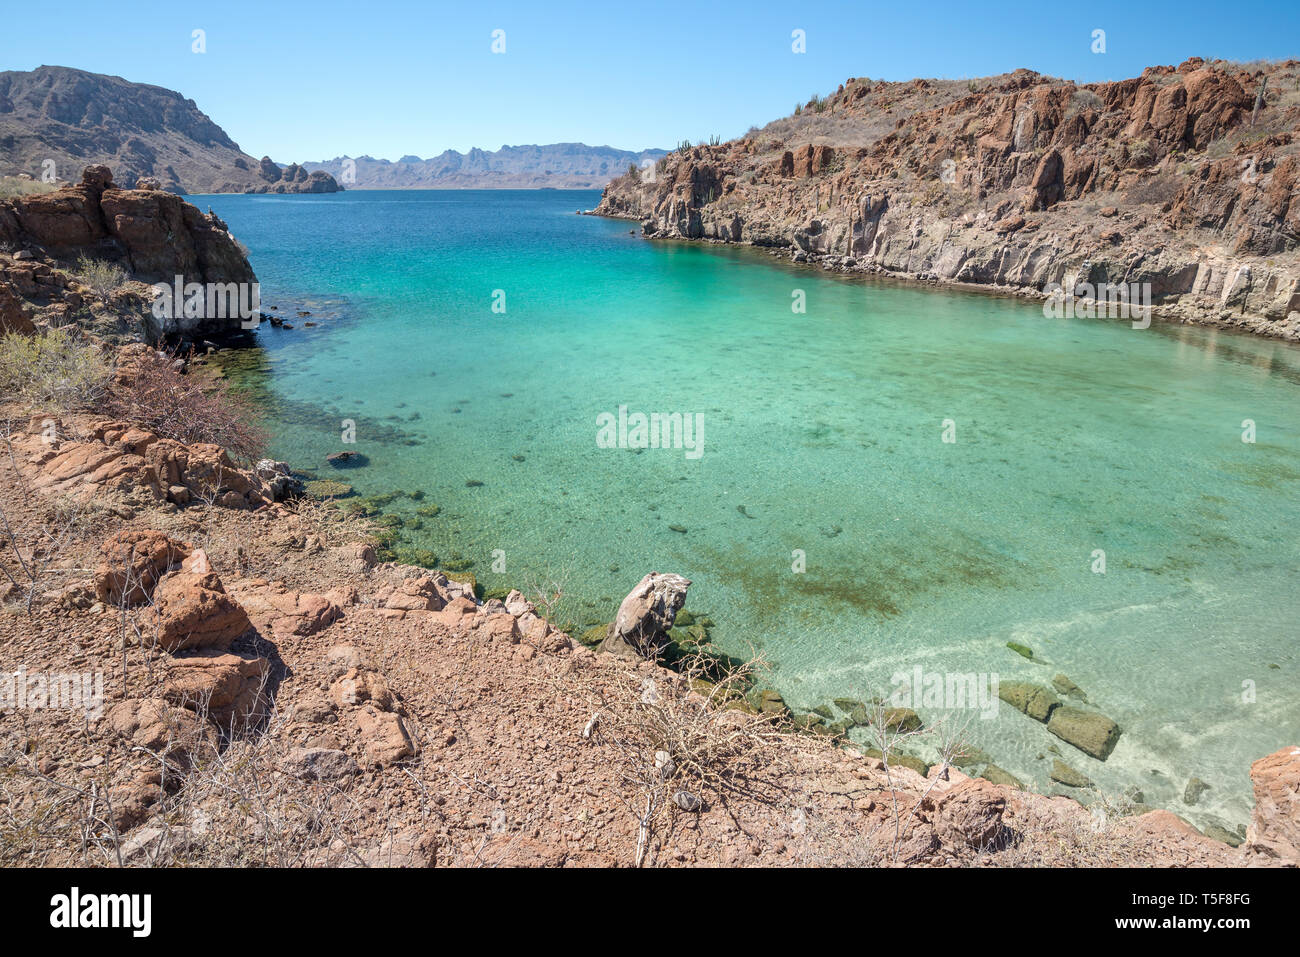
left=206, top=189, right=1300, bottom=830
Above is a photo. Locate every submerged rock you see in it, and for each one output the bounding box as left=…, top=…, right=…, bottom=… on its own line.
left=303, top=479, right=353, bottom=499
left=1047, top=706, right=1122, bottom=761
left=1051, top=673, right=1088, bottom=702
left=1184, top=777, right=1211, bottom=805
left=874, top=707, right=922, bottom=733
left=997, top=681, right=1060, bottom=722
left=1050, top=759, right=1092, bottom=789
left=951, top=746, right=992, bottom=769
left=750, top=688, right=788, bottom=716
left=980, top=764, right=1024, bottom=789
left=326, top=451, right=367, bottom=469
left=864, top=748, right=930, bottom=776
left=1201, top=820, right=1244, bottom=847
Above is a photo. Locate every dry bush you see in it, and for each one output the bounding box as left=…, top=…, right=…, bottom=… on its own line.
left=0, top=176, right=57, bottom=199
left=0, top=703, right=374, bottom=867
left=1064, top=88, right=1103, bottom=120
left=0, top=490, right=105, bottom=615
left=71, top=254, right=129, bottom=299
left=105, top=348, right=268, bottom=463
left=0, top=327, right=112, bottom=412
left=282, top=494, right=376, bottom=549
left=585, top=650, right=787, bottom=866
left=989, top=789, right=1147, bottom=867
left=1124, top=172, right=1182, bottom=207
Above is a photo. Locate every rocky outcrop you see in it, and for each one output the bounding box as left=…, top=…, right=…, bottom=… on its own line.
left=932, top=779, right=1007, bottom=849
left=595, top=59, right=1300, bottom=340
left=600, top=571, right=692, bottom=659
left=93, top=528, right=191, bottom=605
left=0, top=165, right=254, bottom=281
left=163, top=651, right=270, bottom=727
left=16, top=413, right=285, bottom=509
left=245, top=162, right=342, bottom=194
left=0, top=165, right=259, bottom=339
left=1245, top=746, right=1300, bottom=863
left=102, top=697, right=217, bottom=767
left=147, top=560, right=253, bottom=652
left=325, top=645, right=417, bottom=768
left=225, top=579, right=344, bottom=639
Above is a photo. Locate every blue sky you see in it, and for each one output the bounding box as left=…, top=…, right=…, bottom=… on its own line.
left=2, top=0, right=1296, bottom=161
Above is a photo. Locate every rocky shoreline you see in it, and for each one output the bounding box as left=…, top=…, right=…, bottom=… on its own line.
left=1, top=165, right=1297, bottom=867
left=592, top=58, right=1300, bottom=342
left=3, top=404, right=1298, bottom=866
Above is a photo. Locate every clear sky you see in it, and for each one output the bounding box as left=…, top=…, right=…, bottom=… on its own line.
left=2, top=0, right=1296, bottom=162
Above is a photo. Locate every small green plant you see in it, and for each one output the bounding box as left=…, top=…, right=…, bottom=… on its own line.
left=71, top=254, right=129, bottom=298
left=0, top=327, right=112, bottom=410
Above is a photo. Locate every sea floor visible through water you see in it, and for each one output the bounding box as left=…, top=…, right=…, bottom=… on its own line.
left=203, top=188, right=1300, bottom=834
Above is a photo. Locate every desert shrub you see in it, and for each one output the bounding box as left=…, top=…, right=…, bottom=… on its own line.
left=71, top=254, right=129, bottom=298
left=1065, top=88, right=1103, bottom=119
left=0, top=176, right=57, bottom=199
left=1126, top=138, right=1156, bottom=168
left=1125, top=172, right=1182, bottom=207
left=0, top=327, right=111, bottom=410
left=587, top=650, right=787, bottom=866
left=104, top=348, right=268, bottom=462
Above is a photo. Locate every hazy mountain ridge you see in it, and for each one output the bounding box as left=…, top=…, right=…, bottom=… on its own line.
left=304, top=143, right=668, bottom=189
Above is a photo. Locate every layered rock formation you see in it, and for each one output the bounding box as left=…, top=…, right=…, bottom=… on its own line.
left=595, top=58, right=1300, bottom=339
left=16, top=412, right=286, bottom=509
left=0, top=166, right=258, bottom=338
left=0, top=66, right=341, bottom=194
left=0, top=165, right=253, bottom=281
left=1245, top=746, right=1300, bottom=862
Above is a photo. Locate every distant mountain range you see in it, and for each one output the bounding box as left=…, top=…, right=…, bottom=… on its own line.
left=303, top=144, right=668, bottom=189
left=0, top=66, right=339, bottom=194
left=0, top=66, right=663, bottom=193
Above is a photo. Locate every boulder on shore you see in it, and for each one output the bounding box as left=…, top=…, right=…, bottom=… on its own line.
left=600, top=571, right=691, bottom=659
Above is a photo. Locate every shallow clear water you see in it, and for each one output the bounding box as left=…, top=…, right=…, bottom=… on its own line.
left=205, top=189, right=1300, bottom=830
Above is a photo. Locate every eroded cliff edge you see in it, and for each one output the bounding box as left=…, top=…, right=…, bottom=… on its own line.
left=0, top=165, right=257, bottom=341
left=595, top=58, right=1300, bottom=340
